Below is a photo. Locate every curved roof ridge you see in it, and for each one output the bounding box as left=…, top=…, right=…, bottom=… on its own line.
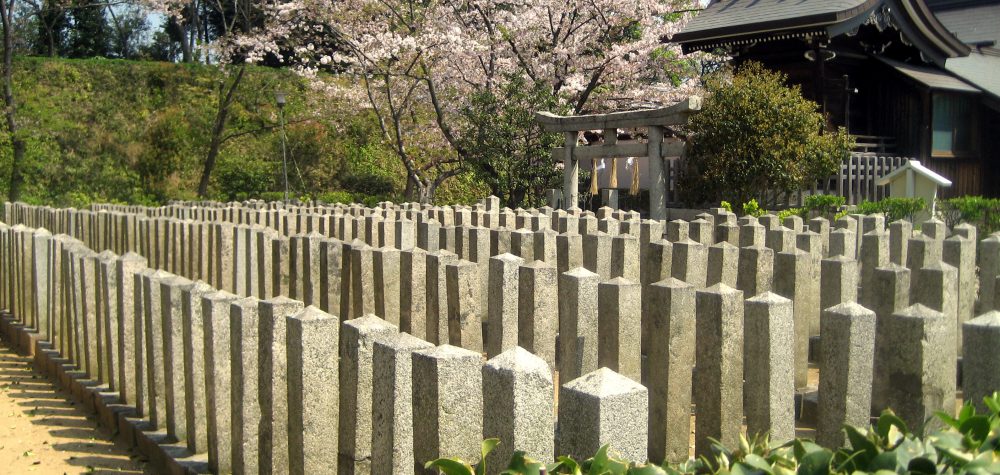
left=672, top=0, right=971, bottom=63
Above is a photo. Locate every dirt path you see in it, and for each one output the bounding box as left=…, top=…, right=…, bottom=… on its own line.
left=0, top=336, right=152, bottom=474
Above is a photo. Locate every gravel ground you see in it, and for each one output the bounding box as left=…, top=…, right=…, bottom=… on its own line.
left=0, top=336, right=153, bottom=474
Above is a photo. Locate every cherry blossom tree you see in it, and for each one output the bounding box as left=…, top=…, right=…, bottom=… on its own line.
left=241, top=0, right=703, bottom=203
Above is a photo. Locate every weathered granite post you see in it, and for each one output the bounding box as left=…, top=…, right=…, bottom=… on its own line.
left=371, top=333, right=433, bottom=475
left=533, top=228, right=558, bottom=264
left=582, top=231, right=613, bottom=279
left=870, top=265, right=912, bottom=415
left=744, top=292, right=795, bottom=444
left=828, top=228, right=856, bottom=259
left=258, top=297, right=306, bottom=473
left=979, top=235, right=1000, bottom=312
left=907, top=234, right=942, bottom=294
left=116, top=252, right=146, bottom=409
left=962, top=312, right=1000, bottom=413
left=287, top=306, right=340, bottom=475
left=914, top=262, right=958, bottom=349
left=412, top=345, right=484, bottom=474
left=558, top=267, right=601, bottom=386
left=855, top=230, right=886, bottom=302
left=820, top=256, right=859, bottom=331
left=597, top=277, right=641, bottom=381
left=231, top=296, right=262, bottom=474
left=666, top=220, right=688, bottom=242
left=445, top=259, right=483, bottom=352
left=672, top=239, right=708, bottom=288
left=180, top=280, right=214, bottom=453
left=160, top=275, right=195, bottom=442
left=774, top=248, right=818, bottom=388
left=740, top=220, right=765, bottom=248
left=816, top=302, right=876, bottom=449
left=420, top=250, right=454, bottom=343
left=350, top=243, right=377, bottom=319
left=766, top=226, right=796, bottom=254
left=510, top=229, right=535, bottom=261
left=32, top=229, right=52, bottom=339
left=400, top=247, right=429, bottom=338
left=517, top=260, right=557, bottom=369
left=922, top=217, right=948, bottom=241
left=373, top=246, right=402, bottom=327
left=556, top=232, right=583, bottom=276
left=883, top=304, right=955, bottom=431
left=141, top=269, right=170, bottom=430
left=888, top=220, right=912, bottom=266
left=483, top=347, right=555, bottom=470
left=340, top=315, right=398, bottom=475
left=690, top=218, right=714, bottom=247
left=707, top=242, right=739, bottom=287
left=611, top=234, right=640, bottom=282
left=646, top=278, right=695, bottom=464
left=737, top=246, right=773, bottom=296
left=558, top=368, right=648, bottom=462
left=943, top=235, right=975, bottom=353
left=835, top=216, right=859, bottom=258
left=694, top=284, right=744, bottom=458
left=487, top=253, right=524, bottom=357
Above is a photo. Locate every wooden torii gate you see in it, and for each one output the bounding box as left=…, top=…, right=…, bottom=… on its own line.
left=535, top=97, right=701, bottom=220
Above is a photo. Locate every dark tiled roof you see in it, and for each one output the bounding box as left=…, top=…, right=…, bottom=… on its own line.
left=946, top=50, right=1000, bottom=98
left=878, top=57, right=981, bottom=92
left=672, top=0, right=877, bottom=43
left=932, top=3, right=1000, bottom=44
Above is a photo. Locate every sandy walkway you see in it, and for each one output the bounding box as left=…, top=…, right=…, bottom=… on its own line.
left=0, top=336, right=152, bottom=474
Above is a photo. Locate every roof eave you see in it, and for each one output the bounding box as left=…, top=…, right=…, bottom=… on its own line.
left=672, top=0, right=881, bottom=52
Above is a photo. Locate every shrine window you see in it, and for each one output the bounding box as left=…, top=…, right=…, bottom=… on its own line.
left=931, top=93, right=976, bottom=157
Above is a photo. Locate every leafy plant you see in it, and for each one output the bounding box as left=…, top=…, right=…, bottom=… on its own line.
left=742, top=199, right=764, bottom=218
left=777, top=207, right=806, bottom=221
left=938, top=196, right=1000, bottom=234
left=678, top=62, right=853, bottom=207
left=425, top=438, right=502, bottom=475
left=720, top=201, right=733, bottom=213
left=434, top=393, right=1000, bottom=475
left=853, top=198, right=926, bottom=222
left=458, top=74, right=564, bottom=209
left=804, top=194, right=845, bottom=220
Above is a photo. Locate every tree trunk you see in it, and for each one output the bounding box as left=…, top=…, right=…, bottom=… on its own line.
left=1, top=0, right=26, bottom=203
left=196, top=65, right=245, bottom=197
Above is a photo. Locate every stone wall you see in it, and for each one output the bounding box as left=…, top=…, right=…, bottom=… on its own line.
left=1, top=198, right=999, bottom=474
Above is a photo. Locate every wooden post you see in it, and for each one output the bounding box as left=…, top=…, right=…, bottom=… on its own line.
left=564, top=131, right=579, bottom=210
left=648, top=126, right=666, bottom=220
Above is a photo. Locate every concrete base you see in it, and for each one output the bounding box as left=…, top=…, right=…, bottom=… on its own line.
left=0, top=314, right=210, bottom=474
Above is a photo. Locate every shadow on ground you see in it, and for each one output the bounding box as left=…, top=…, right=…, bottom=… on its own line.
left=0, top=338, right=152, bottom=474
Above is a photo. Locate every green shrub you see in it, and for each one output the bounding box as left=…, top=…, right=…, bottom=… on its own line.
left=679, top=62, right=853, bottom=207
left=742, top=199, right=764, bottom=218
left=804, top=194, right=845, bottom=219
left=258, top=191, right=288, bottom=202
left=215, top=155, right=277, bottom=201
left=938, top=196, right=1000, bottom=234
left=316, top=190, right=356, bottom=204
left=433, top=393, right=1000, bottom=475
left=719, top=201, right=733, bottom=213
left=853, top=198, right=926, bottom=223
left=777, top=207, right=806, bottom=221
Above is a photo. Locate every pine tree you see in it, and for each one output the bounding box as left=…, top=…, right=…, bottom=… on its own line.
left=66, top=1, right=109, bottom=58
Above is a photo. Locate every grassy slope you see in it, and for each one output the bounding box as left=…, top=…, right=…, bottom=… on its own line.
left=0, top=56, right=484, bottom=207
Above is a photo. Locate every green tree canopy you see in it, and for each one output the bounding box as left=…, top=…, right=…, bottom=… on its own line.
left=679, top=62, right=853, bottom=207
left=459, top=74, right=566, bottom=208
